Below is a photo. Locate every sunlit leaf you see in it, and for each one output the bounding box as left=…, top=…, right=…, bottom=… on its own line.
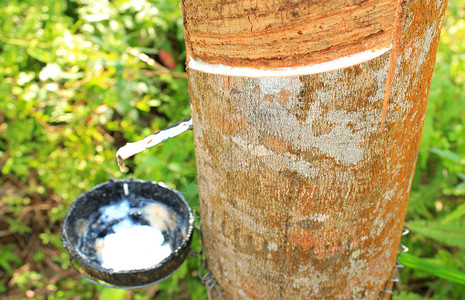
left=399, top=253, right=465, bottom=286
left=442, top=202, right=465, bottom=224
left=408, top=219, right=465, bottom=249
left=430, top=148, right=463, bottom=164
left=98, top=288, right=127, bottom=300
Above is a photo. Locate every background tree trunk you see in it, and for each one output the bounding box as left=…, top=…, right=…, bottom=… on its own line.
left=181, top=0, right=447, bottom=298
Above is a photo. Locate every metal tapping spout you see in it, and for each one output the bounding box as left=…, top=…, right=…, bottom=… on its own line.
left=116, top=116, right=193, bottom=172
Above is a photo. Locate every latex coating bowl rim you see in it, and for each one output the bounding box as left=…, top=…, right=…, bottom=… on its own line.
left=61, top=179, right=194, bottom=287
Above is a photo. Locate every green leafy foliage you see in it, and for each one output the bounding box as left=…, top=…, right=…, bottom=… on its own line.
left=0, top=0, right=201, bottom=298
left=442, top=201, right=465, bottom=223
left=98, top=288, right=127, bottom=300
left=398, top=254, right=465, bottom=286
left=393, top=291, right=429, bottom=300
left=0, top=245, right=22, bottom=276
left=407, top=220, right=465, bottom=249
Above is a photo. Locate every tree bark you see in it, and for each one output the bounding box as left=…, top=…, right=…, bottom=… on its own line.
left=181, top=0, right=447, bottom=299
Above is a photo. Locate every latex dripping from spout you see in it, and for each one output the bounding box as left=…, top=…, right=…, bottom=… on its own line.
left=116, top=117, right=193, bottom=172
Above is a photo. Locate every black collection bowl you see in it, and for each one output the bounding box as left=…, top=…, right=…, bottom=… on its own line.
left=61, top=179, right=194, bottom=287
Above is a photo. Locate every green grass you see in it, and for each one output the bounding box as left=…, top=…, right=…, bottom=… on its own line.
left=0, top=0, right=464, bottom=299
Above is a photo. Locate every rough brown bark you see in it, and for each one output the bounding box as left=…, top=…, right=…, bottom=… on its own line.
left=182, top=0, right=396, bottom=69
left=182, top=0, right=447, bottom=299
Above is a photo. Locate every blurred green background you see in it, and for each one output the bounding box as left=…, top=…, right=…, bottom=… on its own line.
left=0, top=0, right=464, bottom=299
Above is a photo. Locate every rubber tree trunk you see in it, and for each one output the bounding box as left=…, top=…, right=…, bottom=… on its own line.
left=181, top=0, right=447, bottom=299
